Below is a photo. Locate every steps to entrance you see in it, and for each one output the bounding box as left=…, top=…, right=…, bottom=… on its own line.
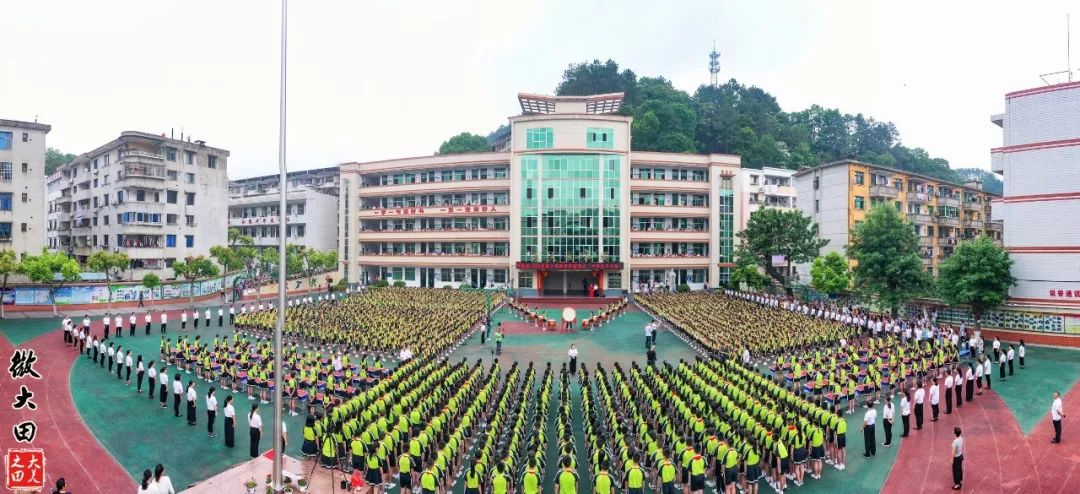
left=515, top=296, right=622, bottom=305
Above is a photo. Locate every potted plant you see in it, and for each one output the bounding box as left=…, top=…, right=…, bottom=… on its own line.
left=265, top=486, right=275, bottom=494
left=265, top=473, right=273, bottom=485
left=244, top=478, right=257, bottom=494
left=297, top=478, right=309, bottom=492
left=283, top=485, right=294, bottom=494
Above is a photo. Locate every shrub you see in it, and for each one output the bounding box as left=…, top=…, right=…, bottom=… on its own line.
left=676, top=284, right=691, bottom=293
left=373, top=279, right=389, bottom=288
left=459, top=283, right=474, bottom=290
left=392, top=280, right=406, bottom=288
left=335, top=278, right=348, bottom=290
left=443, top=285, right=453, bottom=289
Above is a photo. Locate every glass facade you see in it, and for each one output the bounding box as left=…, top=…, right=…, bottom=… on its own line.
left=717, top=177, right=735, bottom=282
left=520, top=154, right=621, bottom=263
left=526, top=128, right=554, bottom=149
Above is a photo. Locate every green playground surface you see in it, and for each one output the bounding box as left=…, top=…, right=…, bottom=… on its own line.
left=0, top=316, right=61, bottom=345
left=37, top=300, right=1080, bottom=493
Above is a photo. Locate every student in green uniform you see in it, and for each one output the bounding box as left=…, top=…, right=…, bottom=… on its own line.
left=521, top=458, right=541, bottom=494
left=490, top=462, right=510, bottom=494
left=689, top=449, right=707, bottom=494
left=398, top=451, right=413, bottom=492
left=365, top=445, right=384, bottom=494
left=624, top=456, right=646, bottom=494
left=465, top=459, right=484, bottom=494
left=556, top=457, right=579, bottom=494
left=723, top=444, right=739, bottom=494
left=420, top=466, right=438, bottom=494
left=658, top=457, right=678, bottom=494
left=594, top=459, right=614, bottom=494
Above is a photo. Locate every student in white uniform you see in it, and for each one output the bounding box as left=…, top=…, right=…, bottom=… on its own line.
left=1019, top=340, right=1027, bottom=368
left=913, top=382, right=926, bottom=430
left=229, top=305, right=236, bottom=325
left=147, top=361, right=157, bottom=400
left=249, top=403, right=263, bottom=458
left=129, top=313, right=137, bottom=337
left=206, top=387, right=218, bottom=437
left=944, top=370, right=954, bottom=414
left=1007, top=345, right=1016, bottom=376
left=882, top=396, right=894, bottom=447
left=152, top=463, right=175, bottom=494
left=124, top=351, right=134, bottom=385
left=218, top=306, right=225, bottom=327
left=224, top=395, right=236, bottom=447
left=144, top=311, right=153, bottom=336
left=160, top=311, right=168, bottom=334
left=192, top=308, right=200, bottom=329
left=181, top=311, right=188, bottom=331
left=114, top=314, right=122, bottom=339
left=107, top=342, right=116, bottom=373
left=172, top=373, right=184, bottom=417
left=951, top=427, right=964, bottom=490
left=103, top=314, right=112, bottom=339
left=186, top=380, right=198, bottom=426
left=137, top=469, right=154, bottom=494
left=204, top=307, right=211, bottom=327
left=929, top=378, right=940, bottom=422
left=1052, top=391, right=1065, bottom=443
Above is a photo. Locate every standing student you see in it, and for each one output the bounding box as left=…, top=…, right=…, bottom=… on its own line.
left=229, top=305, right=236, bottom=325
left=1052, top=391, right=1065, bottom=444
left=186, top=381, right=198, bottom=425
left=124, top=350, right=133, bottom=384
left=900, top=391, right=911, bottom=438
left=153, top=463, right=175, bottom=494
left=138, top=290, right=144, bottom=308
left=192, top=308, right=199, bottom=329
left=495, top=328, right=504, bottom=355
left=172, top=373, right=183, bottom=417
left=137, top=469, right=154, bottom=494
left=206, top=387, right=218, bottom=437
left=249, top=403, right=262, bottom=458
left=204, top=307, right=211, bottom=328
left=950, top=427, right=964, bottom=490
left=158, top=368, right=169, bottom=408
left=998, top=350, right=1007, bottom=381
left=147, top=361, right=157, bottom=400
left=181, top=310, right=188, bottom=331
left=862, top=400, right=877, bottom=458
left=1019, top=340, right=1026, bottom=368
left=160, top=311, right=168, bottom=334
left=103, top=313, right=111, bottom=339
left=913, top=382, right=926, bottom=430
left=114, top=345, right=124, bottom=379
left=930, top=378, right=940, bottom=422
left=218, top=306, right=224, bottom=327
left=114, top=314, right=122, bottom=339
left=1007, top=345, right=1016, bottom=376
left=135, top=355, right=145, bottom=392
left=568, top=344, right=579, bottom=374
left=107, top=342, right=115, bottom=373
left=144, top=311, right=152, bottom=336
left=223, top=395, right=236, bottom=447
left=944, top=370, right=954, bottom=414
left=129, top=313, right=137, bottom=337
left=983, top=354, right=993, bottom=390
left=882, top=396, right=894, bottom=447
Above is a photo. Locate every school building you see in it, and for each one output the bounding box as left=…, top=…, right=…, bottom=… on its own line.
left=338, top=92, right=744, bottom=295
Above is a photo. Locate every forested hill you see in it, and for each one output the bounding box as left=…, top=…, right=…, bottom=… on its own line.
left=554, top=59, right=1001, bottom=193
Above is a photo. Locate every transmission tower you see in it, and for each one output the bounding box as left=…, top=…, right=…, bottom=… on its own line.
left=709, top=42, right=721, bottom=87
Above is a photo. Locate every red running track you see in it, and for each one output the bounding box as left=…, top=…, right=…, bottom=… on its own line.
left=882, top=381, right=1080, bottom=493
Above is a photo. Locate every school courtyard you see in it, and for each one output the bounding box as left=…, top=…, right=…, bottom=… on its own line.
left=2, top=297, right=1080, bottom=493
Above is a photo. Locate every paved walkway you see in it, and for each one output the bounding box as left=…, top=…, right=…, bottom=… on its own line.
left=1, top=289, right=333, bottom=319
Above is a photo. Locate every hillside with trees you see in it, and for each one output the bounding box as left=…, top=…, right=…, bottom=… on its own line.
left=439, top=59, right=1000, bottom=189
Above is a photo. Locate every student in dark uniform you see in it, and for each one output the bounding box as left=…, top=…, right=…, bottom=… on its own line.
left=147, top=361, right=157, bottom=399
left=159, top=368, right=169, bottom=408
left=249, top=403, right=263, bottom=458
left=206, top=387, right=218, bottom=437
left=135, top=355, right=145, bottom=392
left=173, top=373, right=184, bottom=417
left=186, top=381, right=198, bottom=426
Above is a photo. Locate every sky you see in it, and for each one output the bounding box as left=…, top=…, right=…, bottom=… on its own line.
left=1, top=0, right=1075, bottom=179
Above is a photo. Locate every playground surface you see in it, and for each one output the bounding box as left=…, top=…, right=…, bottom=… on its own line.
left=2, top=296, right=1080, bottom=493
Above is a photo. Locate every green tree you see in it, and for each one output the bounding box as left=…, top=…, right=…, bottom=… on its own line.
left=630, top=77, right=697, bottom=152
left=228, top=227, right=253, bottom=247
left=286, top=245, right=337, bottom=292
left=847, top=205, right=931, bottom=315
left=209, top=245, right=243, bottom=274
left=937, top=236, right=1015, bottom=331
left=86, top=250, right=130, bottom=311
left=171, top=255, right=219, bottom=309
left=736, top=208, right=828, bottom=295
left=810, top=252, right=851, bottom=295
left=555, top=59, right=639, bottom=109
left=0, top=249, right=18, bottom=319
left=437, top=133, right=490, bottom=155
left=729, top=247, right=770, bottom=291
left=141, top=273, right=161, bottom=306
left=45, top=148, right=77, bottom=175
left=17, top=249, right=81, bottom=316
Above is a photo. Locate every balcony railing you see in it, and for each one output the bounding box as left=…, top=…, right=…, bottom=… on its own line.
left=918, top=237, right=934, bottom=247
left=938, top=196, right=960, bottom=206
left=964, top=219, right=985, bottom=229
left=869, top=185, right=898, bottom=198
left=122, top=163, right=167, bottom=179
left=987, top=222, right=1003, bottom=231
left=908, top=213, right=932, bottom=223
left=936, top=216, right=960, bottom=227
left=907, top=192, right=932, bottom=203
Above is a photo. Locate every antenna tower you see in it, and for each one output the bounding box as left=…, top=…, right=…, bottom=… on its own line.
left=709, top=42, right=721, bottom=87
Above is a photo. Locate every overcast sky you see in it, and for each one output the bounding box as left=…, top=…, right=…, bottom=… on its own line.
left=2, top=1, right=1074, bottom=179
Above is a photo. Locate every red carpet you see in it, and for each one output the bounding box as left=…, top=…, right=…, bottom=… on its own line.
left=882, top=382, right=1080, bottom=493
left=515, top=296, right=620, bottom=305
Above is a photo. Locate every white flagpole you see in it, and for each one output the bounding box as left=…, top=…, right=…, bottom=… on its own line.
left=273, top=0, right=288, bottom=490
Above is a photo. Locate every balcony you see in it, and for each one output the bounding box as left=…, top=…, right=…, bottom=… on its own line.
left=629, top=204, right=710, bottom=217
left=938, top=196, right=960, bottom=207
left=918, top=237, right=934, bottom=247
left=357, top=229, right=510, bottom=242
left=907, top=213, right=932, bottom=224
left=358, top=203, right=509, bottom=219
left=628, top=255, right=710, bottom=268
left=869, top=185, right=898, bottom=198
left=629, top=229, right=711, bottom=242
left=987, top=221, right=1003, bottom=232
left=936, top=216, right=960, bottom=227
left=357, top=178, right=510, bottom=197
left=964, top=219, right=985, bottom=229
left=353, top=253, right=511, bottom=268
left=991, top=149, right=1004, bottom=174
left=55, top=194, right=72, bottom=204
left=907, top=192, right=932, bottom=203
left=630, top=178, right=710, bottom=193
left=119, top=246, right=165, bottom=259
left=962, top=200, right=983, bottom=210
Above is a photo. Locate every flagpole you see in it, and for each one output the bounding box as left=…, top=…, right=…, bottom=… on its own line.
left=273, top=0, right=288, bottom=490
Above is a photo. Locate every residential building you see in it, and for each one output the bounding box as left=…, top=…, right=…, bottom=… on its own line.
left=0, top=119, right=51, bottom=255
left=339, top=92, right=742, bottom=294
left=228, top=166, right=340, bottom=253
left=794, top=159, right=1002, bottom=278
left=990, top=80, right=1080, bottom=306
left=739, top=166, right=797, bottom=228
left=46, top=131, right=229, bottom=278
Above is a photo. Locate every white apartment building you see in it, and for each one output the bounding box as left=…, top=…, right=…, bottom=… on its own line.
left=47, top=131, right=229, bottom=278
left=1, top=119, right=51, bottom=255
left=990, top=80, right=1080, bottom=306
left=739, top=166, right=797, bottom=229
left=228, top=166, right=340, bottom=253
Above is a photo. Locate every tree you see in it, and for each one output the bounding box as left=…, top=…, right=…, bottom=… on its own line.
left=555, top=59, right=639, bottom=109
left=810, top=252, right=851, bottom=295
left=0, top=250, right=18, bottom=319
left=286, top=245, right=337, bottom=292
left=141, top=273, right=161, bottom=306
left=437, top=133, right=490, bottom=155
left=736, top=208, right=828, bottom=295
left=729, top=247, right=771, bottom=291
left=630, top=77, right=697, bottom=152
left=847, top=205, right=931, bottom=316
left=228, top=227, right=253, bottom=247
left=86, top=250, right=130, bottom=311
left=17, top=249, right=81, bottom=316
left=45, top=148, right=77, bottom=175
left=209, top=245, right=243, bottom=275
left=171, top=256, right=219, bottom=309
left=937, top=236, right=1015, bottom=331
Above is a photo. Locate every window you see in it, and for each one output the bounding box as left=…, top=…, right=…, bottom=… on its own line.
left=0, top=132, right=11, bottom=150
left=185, top=172, right=195, bottom=184
left=166, top=147, right=177, bottom=161
left=586, top=128, right=614, bottom=149
left=185, top=193, right=195, bottom=206
left=814, top=199, right=819, bottom=212
left=20, top=193, right=27, bottom=203
left=166, top=235, right=176, bottom=247
left=21, top=163, right=27, bottom=173
left=207, top=155, right=217, bottom=168
left=526, top=128, right=553, bottom=149
left=184, top=151, right=195, bottom=165
left=0, top=193, right=11, bottom=211
left=813, top=177, right=819, bottom=190
left=166, top=190, right=178, bottom=204
left=0, top=223, right=10, bottom=240
left=136, top=190, right=145, bottom=202
left=167, top=170, right=178, bottom=180
left=854, top=196, right=866, bottom=210
left=20, top=223, right=26, bottom=232
left=92, top=178, right=98, bottom=188
left=750, top=175, right=759, bottom=185
left=21, top=132, right=29, bottom=142
left=184, top=235, right=194, bottom=248
left=854, top=171, right=864, bottom=185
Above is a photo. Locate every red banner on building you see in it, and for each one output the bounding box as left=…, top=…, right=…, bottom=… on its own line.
left=373, top=205, right=502, bottom=216
left=516, top=262, right=623, bottom=271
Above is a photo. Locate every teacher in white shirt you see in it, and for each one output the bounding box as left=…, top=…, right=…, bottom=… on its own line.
left=1052, top=392, right=1065, bottom=444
